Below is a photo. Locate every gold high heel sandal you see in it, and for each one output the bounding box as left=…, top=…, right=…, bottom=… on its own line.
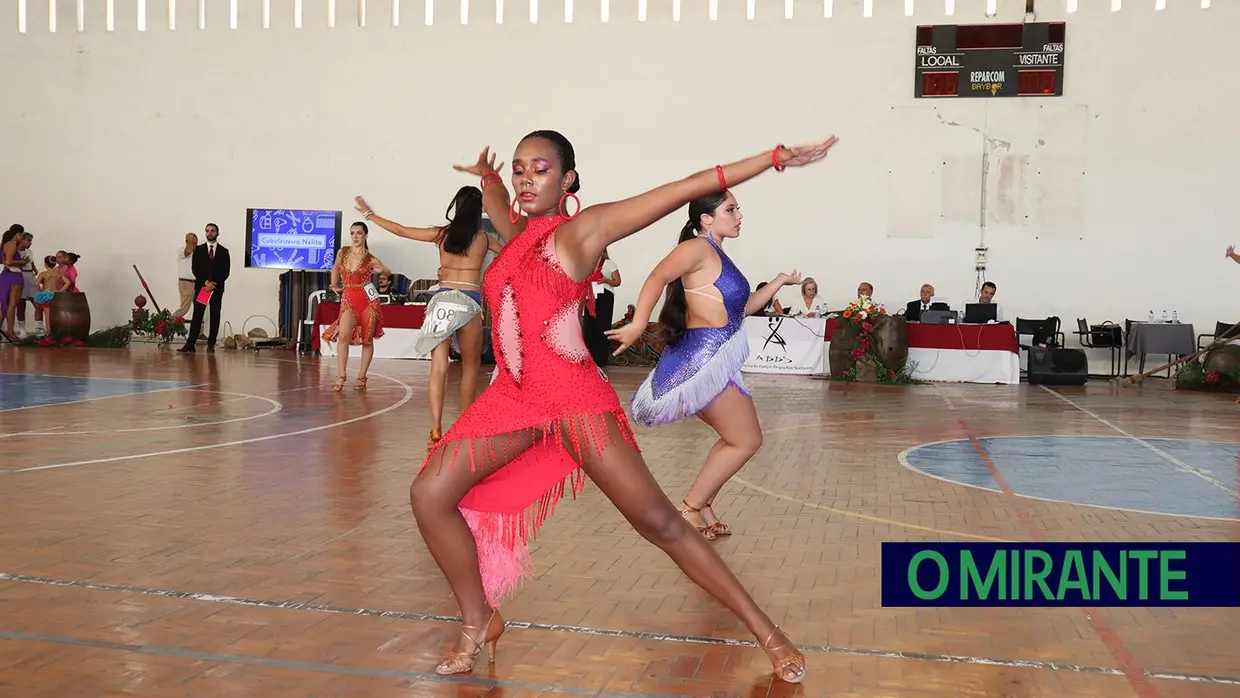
left=354, top=376, right=368, bottom=392
left=680, top=501, right=716, bottom=541
left=761, top=626, right=806, bottom=684
left=332, top=375, right=346, bottom=392
left=702, top=502, right=731, bottom=537
left=435, top=610, right=504, bottom=676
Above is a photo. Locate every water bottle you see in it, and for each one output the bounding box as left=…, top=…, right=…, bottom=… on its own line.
left=1172, top=310, right=1179, bottom=324
left=1161, top=309, right=1168, bottom=323
left=1148, top=309, right=1155, bottom=323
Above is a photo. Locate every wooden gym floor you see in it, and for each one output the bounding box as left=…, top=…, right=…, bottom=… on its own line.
left=1, top=345, right=1238, bottom=698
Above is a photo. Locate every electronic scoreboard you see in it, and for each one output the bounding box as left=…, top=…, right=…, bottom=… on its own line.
left=914, top=22, right=1065, bottom=99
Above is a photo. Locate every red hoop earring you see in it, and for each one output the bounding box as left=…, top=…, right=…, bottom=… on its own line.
left=509, top=196, right=522, bottom=225
left=558, top=192, right=581, bottom=219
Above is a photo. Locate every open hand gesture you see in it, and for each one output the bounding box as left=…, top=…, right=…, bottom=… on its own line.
left=605, top=322, right=644, bottom=357
left=1228, top=245, right=1236, bottom=259
left=354, top=195, right=371, bottom=214
left=453, top=147, right=505, bottom=177
left=775, top=270, right=803, bottom=286
left=777, top=136, right=840, bottom=169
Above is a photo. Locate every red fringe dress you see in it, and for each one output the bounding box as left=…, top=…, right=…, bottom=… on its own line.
left=420, top=214, right=639, bottom=607
left=321, top=247, right=385, bottom=346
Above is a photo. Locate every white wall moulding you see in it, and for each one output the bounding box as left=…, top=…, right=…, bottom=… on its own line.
left=7, top=0, right=1224, bottom=32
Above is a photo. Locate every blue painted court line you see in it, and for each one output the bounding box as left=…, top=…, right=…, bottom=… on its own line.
left=901, top=435, right=1240, bottom=521
left=0, top=374, right=194, bottom=411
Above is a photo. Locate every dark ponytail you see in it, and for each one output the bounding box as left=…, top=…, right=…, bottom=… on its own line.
left=657, top=191, right=729, bottom=343
left=440, top=185, right=484, bottom=255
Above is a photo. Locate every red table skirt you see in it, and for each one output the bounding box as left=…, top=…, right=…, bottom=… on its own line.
left=823, top=318, right=1018, bottom=354
left=310, top=302, right=425, bottom=349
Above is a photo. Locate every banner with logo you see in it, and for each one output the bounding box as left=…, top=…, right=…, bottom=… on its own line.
left=741, top=316, right=826, bottom=375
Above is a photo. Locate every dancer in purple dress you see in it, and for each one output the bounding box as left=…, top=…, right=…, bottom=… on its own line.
left=608, top=183, right=819, bottom=539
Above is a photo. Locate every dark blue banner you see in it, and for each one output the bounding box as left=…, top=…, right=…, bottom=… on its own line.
left=881, top=542, right=1240, bottom=607
left=245, top=208, right=342, bottom=270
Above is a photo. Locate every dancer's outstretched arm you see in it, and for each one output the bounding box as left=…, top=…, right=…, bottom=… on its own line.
left=746, top=272, right=802, bottom=317
left=454, top=148, right=526, bottom=242
left=354, top=196, right=444, bottom=243
left=606, top=240, right=711, bottom=353
left=565, top=137, right=838, bottom=265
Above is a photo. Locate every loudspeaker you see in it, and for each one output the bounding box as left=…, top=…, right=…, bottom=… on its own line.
left=1027, top=347, right=1089, bottom=385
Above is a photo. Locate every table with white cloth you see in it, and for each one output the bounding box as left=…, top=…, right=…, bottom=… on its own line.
left=814, top=318, right=1020, bottom=384
left=741, top=316, right=827, bottom=374
left=312, top=302, right=429, bottom=359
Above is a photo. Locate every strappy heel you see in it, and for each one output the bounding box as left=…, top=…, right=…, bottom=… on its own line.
left=680, top=500, right=715, bottom=541
left=761, top=626, right=806, bottom=684
left=435, top=610, right=504, bottom=676
left=702, top=503, right=732, bottom=537
left=428, top=428, right=442, bottom=452
left=354, top=375, right=368, bottom=392
left=332, top=375, right=346, bottom=392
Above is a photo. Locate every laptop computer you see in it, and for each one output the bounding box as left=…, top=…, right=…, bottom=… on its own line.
left=964, top=302, right=997, bottom=324
left=920, top=309, right=957, bottom=325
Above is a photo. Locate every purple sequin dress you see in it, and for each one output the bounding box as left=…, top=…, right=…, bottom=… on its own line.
left=631, top=237, right=751, bottom=426
left=0, top=267, right=23, bottom=318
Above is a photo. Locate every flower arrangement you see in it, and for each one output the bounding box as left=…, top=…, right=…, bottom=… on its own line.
left=1174, top=349, right=1240, bottom=394
left=14, top=325, right=131, bottom=349
left=16, top=334, right=86, bottom=348
left=832, top=297, right=917, bottom=384
left=132, top=308, right=188, bottom=347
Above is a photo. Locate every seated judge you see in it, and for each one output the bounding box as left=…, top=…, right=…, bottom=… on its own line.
left=754, top=281, right=786, bottom=316
left=790, top=277, right=825, bottom=317
left=968, top=281, right=1004, bottom=322
left=905, top=283, right=949, bottom=322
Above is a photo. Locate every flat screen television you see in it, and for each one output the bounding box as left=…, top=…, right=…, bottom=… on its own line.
left=245, top=208, right=343, bottom=270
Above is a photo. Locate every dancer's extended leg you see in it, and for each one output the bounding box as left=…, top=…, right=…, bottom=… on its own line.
left=455, top=316, right=484, bottom=411
left=333, top=308, right=357, bottom=392
left=427, top=341, right=452, bottom=446
left=684, top=385, right=762, bottom=534
left=567, top=413, right=804, bottom=683
left=409, top=427, right=550, bottom=657
left=356, top=310, right=379, bottom=390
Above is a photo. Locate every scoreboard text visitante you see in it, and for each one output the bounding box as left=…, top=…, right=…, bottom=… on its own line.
left=914, top=22, right=1065, bottom=99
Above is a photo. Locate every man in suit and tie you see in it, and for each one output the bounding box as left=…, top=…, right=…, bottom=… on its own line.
left=178, top=223, right=230, bottom=353
left=905, top=283, right=949, bottom=322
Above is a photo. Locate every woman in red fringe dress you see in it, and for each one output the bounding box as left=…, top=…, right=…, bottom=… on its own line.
left=410, top=130, right=837, bottom=683
left=322, top=221, right=389, bottom=391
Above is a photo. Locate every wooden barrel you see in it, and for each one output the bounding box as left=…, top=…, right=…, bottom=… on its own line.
left=871, top=316, right=910, bottom=372
left=49, top=292, right=90, bottom=341
left=828, top=320, right=862, bottom=377
left=1203, top=344, right=1240, bottom=377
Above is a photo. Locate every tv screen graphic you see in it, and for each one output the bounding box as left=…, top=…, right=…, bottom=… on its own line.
left=245, top=208, right=343, bottom=270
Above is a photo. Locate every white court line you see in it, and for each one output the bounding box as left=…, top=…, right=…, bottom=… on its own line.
left=2, top=371, right=413, bottom=475
left=1038, top=385, right=1239, bottom=500
left=896, top=436, right=1240, bottom=523
left=0, top=384, right=207, bottom=414
left=8, top=390, right=283, bottom=437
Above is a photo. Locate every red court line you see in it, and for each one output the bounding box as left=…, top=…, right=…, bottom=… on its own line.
left=934, top=388, right=1163, bottom=698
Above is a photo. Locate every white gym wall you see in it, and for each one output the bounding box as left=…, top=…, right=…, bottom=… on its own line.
left=1, top=0, right=1233, bottom=344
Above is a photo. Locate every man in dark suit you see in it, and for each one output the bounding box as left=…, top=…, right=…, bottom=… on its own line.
left=178, top=223, right=230, bottom=353
left=904, top=283, right=949, bottom=322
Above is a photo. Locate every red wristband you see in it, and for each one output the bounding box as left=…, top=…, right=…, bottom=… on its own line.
left=715, top=165, right=728, bottom=192
left=772, top=144, right=786, bottom=172
left=481, top=171, right=503, bottom=189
